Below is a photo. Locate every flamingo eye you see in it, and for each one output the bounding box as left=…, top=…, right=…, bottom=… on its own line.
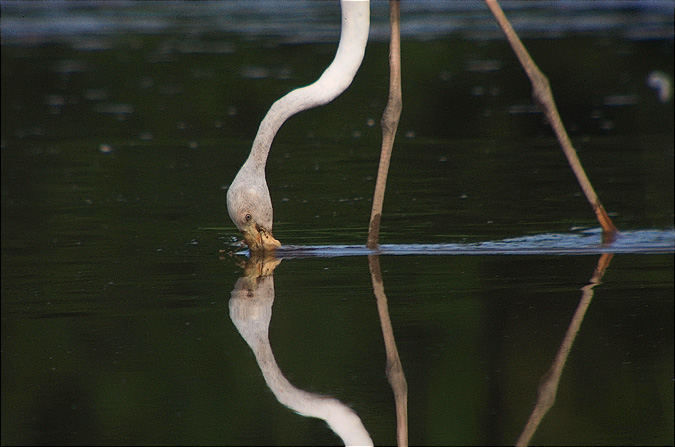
left=245, top=213, right=252, bottom=222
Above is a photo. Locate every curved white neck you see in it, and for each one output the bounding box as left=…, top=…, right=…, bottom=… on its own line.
left=245, top=0, right=370, bottom=172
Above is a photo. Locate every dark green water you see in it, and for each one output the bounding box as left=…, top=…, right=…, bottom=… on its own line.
left=2, top=2, right=673, bottom=445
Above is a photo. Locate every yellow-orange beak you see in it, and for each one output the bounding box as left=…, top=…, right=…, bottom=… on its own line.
left=240, top=222, right=281, bottom=253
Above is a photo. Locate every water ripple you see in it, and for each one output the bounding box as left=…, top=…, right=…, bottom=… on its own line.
left=258, top=229, right=675, bottom=258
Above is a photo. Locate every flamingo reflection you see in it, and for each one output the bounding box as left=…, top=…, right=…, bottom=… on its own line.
left=229, top=257, right=373, bottom=446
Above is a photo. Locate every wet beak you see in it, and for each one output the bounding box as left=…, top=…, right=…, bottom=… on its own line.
left=240, top=222, right=281, bottom=253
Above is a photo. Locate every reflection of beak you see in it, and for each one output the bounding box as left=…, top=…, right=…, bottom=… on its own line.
left=241, top=221, right=281, bottom=253
left=243, top=255, right=282, bottom=281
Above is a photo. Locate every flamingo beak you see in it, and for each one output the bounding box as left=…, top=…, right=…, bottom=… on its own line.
left=241, top=222, right=281, bottom=253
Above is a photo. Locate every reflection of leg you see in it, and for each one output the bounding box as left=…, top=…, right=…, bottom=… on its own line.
left=484, top=0, right=618, bottom=238
left=516, top=253, right=614, bottom=446
left=368, top=0, right=402, bottom=249
left=368, top=255, right=408, bottom=447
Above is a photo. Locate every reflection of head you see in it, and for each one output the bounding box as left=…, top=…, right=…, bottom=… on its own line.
left=229, top=274, right=274, bottom=346
left=229, top=260, right=373, bottom=446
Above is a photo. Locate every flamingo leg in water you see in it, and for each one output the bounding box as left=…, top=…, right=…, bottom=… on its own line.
left=368, top=0, right=402, bottom=250
left=484, top=0, right=618, bottom=239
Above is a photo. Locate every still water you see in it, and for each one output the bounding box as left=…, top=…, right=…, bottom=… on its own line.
left=2, top=1, right=673, bottom=445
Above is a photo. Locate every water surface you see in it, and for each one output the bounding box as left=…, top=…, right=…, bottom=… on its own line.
left=2, top=2, right=673, bottom=445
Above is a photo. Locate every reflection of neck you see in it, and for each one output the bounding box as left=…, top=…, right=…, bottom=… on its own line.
left=230, top=275, right=373, bottom=446
left=245, top=0, right=370, bottom=173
